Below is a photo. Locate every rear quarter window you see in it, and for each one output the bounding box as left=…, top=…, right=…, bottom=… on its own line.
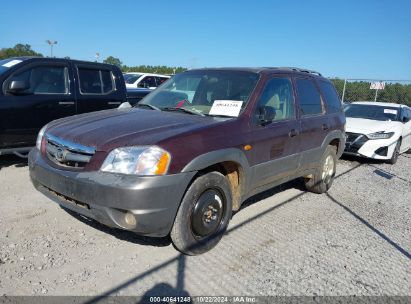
left=319, top=81, right=342, bottom=113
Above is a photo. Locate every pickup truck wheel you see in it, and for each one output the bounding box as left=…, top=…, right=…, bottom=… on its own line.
left=171, top=172, right=232, bottom=255
left=304, top=145, right=337, bottom=194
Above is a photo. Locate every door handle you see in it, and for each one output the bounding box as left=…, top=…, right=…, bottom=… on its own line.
left=58, top=101, right=75, bottom=105
left=322, top=124, right=329, bottom=130
left=289, top=129, right=298, bottom=137
left=108, top=101, right=121, bottom=105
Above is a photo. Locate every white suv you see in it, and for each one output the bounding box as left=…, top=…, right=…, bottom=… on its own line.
left=123, top=72, right=170, bottom=89
left=344, top=101, right=411, bottom=164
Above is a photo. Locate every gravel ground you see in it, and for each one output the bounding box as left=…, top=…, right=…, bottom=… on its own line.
left=0, top=153, right=410, bottom=297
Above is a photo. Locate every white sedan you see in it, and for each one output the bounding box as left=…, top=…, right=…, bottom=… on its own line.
left=123, top=72, right=170, bottom=89
left=344, top=101, right=411, bottom=164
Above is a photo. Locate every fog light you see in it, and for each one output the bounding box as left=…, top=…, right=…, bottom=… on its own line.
left=124, top=212, right=137, bottom=227
left=375, top=146, right=388, bottom=156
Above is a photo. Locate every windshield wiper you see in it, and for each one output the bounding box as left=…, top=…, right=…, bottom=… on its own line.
left=161, top=107, right=205, bottom=116
left=204, top=113, right=234, bottom=118
left=135, top=103, right=160, bottom=111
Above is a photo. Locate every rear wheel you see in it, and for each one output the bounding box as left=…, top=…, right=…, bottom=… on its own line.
left=304, top=145, right=337, bottom=194
left=387, top=140, right=401, bottom=165
left=171, top=172, right=232, bottom=255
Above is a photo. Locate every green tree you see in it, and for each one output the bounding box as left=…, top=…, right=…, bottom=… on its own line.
left=103, top=56, right=122, bottom=68
left=0, top=44, right=43, bottom=59
left=330, top=78, right=411, bottom=106
left=122, top=64, right=186, bottom=75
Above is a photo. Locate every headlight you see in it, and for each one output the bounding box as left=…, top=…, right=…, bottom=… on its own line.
left=101, top=146, right=171, bottom=175
left=366, top=131, right=394, bottom=140
left=36, top=124, right=48, bottom=150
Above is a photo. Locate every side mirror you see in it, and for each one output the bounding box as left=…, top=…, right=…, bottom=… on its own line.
left=258, top=106, right=275, bottom=125
left=402, top=116, right=410, bottom=123
left=7, top=80, right=30, bottom=95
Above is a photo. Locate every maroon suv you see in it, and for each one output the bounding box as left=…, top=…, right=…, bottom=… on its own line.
left=29, top=67, right=345, bottom=255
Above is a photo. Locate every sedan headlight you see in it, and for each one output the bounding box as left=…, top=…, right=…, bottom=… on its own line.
left=101, top=146, right=171, bottom=175
left=36, top=124, right=48, bottom=150
left=366, top=131, right=394, bottom=140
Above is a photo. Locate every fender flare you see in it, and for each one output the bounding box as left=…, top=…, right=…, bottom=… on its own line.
left=322, top=130, right=346, bottom=157
left=181, top=148, right=252, bottom=198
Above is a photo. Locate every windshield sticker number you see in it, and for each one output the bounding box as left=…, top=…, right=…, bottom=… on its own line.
left=2, top=59, right=22, bottom=68
left=384, top=109, right=397, bottom=115
left=209, top=100, right=243, bottom=117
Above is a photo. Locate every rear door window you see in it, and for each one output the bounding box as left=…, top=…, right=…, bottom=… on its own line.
left=155, top=77, right=168, bottom=86
left=296, top=78, right=323, bottom=116
left=138, top=76, right=156, bottom=88
left=78, top=67, right=115, bottom=94
left=101, top=70, right=113, bottom=93
left=319, top=81, right=342, bottom=113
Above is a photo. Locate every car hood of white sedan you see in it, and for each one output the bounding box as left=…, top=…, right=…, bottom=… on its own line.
left=346, top=117, right=400, bottom=134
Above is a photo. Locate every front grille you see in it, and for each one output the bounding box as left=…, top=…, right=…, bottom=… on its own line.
left=346, top=132, right=361, bottom=142
left=45, top=134, right=95, bottom=168
left=345, top=132, right=369, bottom=154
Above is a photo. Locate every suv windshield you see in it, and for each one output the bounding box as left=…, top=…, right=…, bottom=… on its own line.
left=124, top=74, right=143, bottom=84
left=344, top=104, right=400, bottom=121
left=140, top=70, right=259, bottom=116
left=0, top=59, right=24, bottom=76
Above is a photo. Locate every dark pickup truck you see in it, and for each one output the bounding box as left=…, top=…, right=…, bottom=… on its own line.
left=0, top=57, right=151, bottom=156
left=29, top=67, right=345, bottom=255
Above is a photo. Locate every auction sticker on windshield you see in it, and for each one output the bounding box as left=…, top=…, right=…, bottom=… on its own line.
left=2, top=60, right=22, bottom=68
left=384, top=109, right=398, bottom=115
left=209, top=100, right=243, bottom=117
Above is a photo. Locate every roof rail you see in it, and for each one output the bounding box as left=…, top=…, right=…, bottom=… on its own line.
left=278, top=67, right=322, bottom=76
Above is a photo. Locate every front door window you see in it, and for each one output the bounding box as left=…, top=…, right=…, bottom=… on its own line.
left=8, top=65, right=69, bottom=95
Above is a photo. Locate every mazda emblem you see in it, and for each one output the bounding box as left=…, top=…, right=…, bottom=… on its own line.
left=55, top=147, right=65, bottom=162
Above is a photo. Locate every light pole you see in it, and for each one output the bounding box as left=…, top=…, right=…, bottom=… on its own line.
left=46, top=40, right=57, bottom=57
left=95, top=52, right=100, bottom=62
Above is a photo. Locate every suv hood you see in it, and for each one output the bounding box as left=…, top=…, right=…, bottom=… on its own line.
left=346, top=117, right=401, bottom=134
left=47, top=108, right=220, bottom=151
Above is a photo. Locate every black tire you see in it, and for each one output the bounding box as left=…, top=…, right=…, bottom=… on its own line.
left=387, top=140, right=401, bottom=165
left=304, top=145, right=337, bottom=194
left=170, top=172, right=232, bottom=255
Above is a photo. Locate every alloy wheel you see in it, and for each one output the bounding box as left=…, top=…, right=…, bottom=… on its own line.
left=321, top=155, right=335, bottom=184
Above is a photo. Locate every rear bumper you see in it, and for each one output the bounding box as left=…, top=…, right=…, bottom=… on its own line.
left=28, top=149, right=196, bottom=237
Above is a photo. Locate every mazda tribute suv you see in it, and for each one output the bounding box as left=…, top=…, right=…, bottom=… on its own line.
left=29, top=67, right=345, bottom=255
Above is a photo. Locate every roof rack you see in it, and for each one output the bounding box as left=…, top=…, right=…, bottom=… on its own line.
left=277, top=67, right=322, bottom=76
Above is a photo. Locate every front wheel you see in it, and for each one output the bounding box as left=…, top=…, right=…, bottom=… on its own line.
left=387, top=140, right=401, bottom=165
left=171, top=172, right=232, bottom=255
left=304, top=145, right=337, bottom=194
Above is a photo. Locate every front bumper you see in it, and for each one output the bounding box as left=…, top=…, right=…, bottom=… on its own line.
left=344, top=133, right=398, bottom=160
left=28, top=149, right=196, bottom=237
